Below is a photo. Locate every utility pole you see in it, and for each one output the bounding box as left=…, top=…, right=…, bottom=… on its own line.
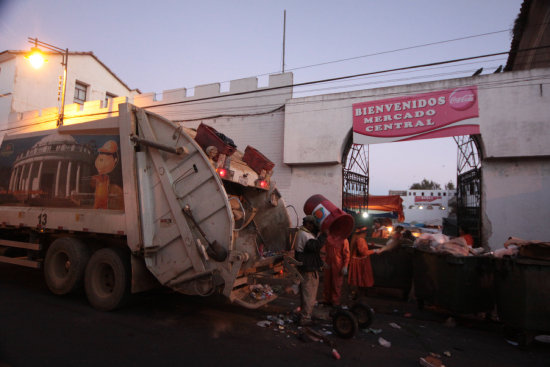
left=282, top=10, right=286, bottom=73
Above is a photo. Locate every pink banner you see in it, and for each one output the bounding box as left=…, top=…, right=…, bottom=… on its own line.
left=353, top=86, right=479, bottom=144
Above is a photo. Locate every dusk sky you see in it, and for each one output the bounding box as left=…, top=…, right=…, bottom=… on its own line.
left=0, top=0, right=524, bottom=194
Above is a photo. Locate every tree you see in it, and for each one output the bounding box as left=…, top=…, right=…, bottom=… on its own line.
left=409, top=179, right=441, bottom=190
left=445, top=181, right=455, bottom=190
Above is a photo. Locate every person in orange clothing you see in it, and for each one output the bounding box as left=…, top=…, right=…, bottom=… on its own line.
left=371, top=219, right=389, bottom=239
left=322, top=233, right=350, bottom=307
left=348, top=226, right=380, bottom=296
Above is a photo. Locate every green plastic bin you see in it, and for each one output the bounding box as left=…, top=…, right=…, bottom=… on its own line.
left=494, top=257, right=550, bottom=337
left=370, top=245, right=414, bottom=300
left=413, top=249, right=494, bottom=314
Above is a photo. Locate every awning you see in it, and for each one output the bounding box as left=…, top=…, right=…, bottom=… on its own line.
left=343, top=195, right=404, bottom=222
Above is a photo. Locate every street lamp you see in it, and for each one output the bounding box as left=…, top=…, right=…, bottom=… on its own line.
left=26, top=37, right=68, bottom=126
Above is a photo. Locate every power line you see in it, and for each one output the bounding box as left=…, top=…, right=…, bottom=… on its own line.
left=143, top=44, right=550, bottom=109
left=279, top=29, right=513, bottom=73
left=157, top=28, right=515, bottom=97
left=4, top=45, right=550, bottom=133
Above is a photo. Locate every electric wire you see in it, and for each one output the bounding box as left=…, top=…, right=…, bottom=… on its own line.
left=3, top=45, right=550, bottom=133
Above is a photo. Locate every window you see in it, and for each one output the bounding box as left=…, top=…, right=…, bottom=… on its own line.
left=104, top=92, right=117, bottom=108
left=443, top=192, right=447, bottom=196
left=74, top=81, right=88, bottom=105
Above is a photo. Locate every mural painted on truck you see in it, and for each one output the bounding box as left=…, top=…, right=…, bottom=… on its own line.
left=0, top=132, right=124, bottom=210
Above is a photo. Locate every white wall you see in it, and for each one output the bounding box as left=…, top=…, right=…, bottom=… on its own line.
left=0, top=57, right=15, bottom=128
left=133, top=73, right=294, bottom=205
left=483, top=158, right=550, bottom=248
left=284, top=68, right=550, bottom=248
left=401, top=190, right=456, bottom=226
left=0, top=52, right=136, bottom=131
left=64, top=55, right=135, bottom=104
left=479, top=69, right=550, bottom=158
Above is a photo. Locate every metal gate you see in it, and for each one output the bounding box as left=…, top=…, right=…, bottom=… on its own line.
left=454, top=135, right=482, bottom=246
left=342, top=143, right=369, bottom=216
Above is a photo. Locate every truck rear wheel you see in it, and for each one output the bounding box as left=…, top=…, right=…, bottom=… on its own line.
left=44, top=237, right=91, bottom=295
left=85, top=247, right=130, bottom=311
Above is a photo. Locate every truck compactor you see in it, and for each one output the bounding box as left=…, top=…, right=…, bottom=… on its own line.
left=0, top=104, right=293, bottom=310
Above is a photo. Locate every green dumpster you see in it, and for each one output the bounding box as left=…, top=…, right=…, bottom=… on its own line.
left=370, top=245, right=414, bottom=300
left=494, top=257, right=550, bottom=341
left=413, top=248, right=494, bottom=314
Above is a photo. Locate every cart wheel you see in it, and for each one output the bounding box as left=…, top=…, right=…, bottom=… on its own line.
left=351, top=301, right=374, bottom=329
left=332, top=309, right=358, bottom=339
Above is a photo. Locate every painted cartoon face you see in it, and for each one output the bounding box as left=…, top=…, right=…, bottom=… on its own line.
left=95, top=153, right=117, bottom=175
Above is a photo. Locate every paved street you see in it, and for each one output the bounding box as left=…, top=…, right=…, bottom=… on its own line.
left=1, top=263, right=549, bottom=367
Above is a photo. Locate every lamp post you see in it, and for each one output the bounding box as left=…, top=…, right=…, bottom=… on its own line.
left=26, top=37, right=69, bottom=127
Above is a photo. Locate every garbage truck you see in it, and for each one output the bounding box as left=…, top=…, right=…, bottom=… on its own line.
left=0, top=104, right=294, bottom=310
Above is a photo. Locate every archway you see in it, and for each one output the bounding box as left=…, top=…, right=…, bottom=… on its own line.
left=344, top=85, right=483, bottom=245
left=342, top=133, right=483, bottom=244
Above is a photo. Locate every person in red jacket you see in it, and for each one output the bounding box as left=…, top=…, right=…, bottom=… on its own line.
left=322, top=233, right=350, bottom=307
left=348, top=226, right=380, bottom=296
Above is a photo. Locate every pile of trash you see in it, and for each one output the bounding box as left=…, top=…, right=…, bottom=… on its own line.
left=413, top=234, right=482, bottom=257
left=489, top=237, right=550, bottom=260
left=413, top=234, right=550, bottom=260
left=248, top=284, right=275, bottom=301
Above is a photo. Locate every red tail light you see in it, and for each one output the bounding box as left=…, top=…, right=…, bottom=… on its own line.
left=217, top=168, right=227, bottom=178
left=259, top=180, right=268, bottom=189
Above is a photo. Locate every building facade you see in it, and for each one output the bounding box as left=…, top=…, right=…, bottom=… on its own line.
left=0, top=51, right=139, bottom=131
left=399, top=189, right=457, bottom=227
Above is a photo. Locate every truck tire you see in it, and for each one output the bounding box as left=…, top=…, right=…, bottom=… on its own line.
left=44, top=237, right=91, bottom=295
left=85, top=247, right=130, bottom=311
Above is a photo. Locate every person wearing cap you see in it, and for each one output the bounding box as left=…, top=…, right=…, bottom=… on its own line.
left=294, top=215, right=326, bottom=325
left=91, top=140, right=123, bottom=210
left=348, top=226, right=380, bottom=297
left=322, top=231, right=350, bottom=307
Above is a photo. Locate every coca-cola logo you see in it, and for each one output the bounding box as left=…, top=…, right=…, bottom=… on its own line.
left=449, top=87, right=476, bottom=111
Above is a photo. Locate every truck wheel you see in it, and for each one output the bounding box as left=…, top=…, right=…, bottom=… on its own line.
left=85, top=247, right=130, bottom=311
left=44, top=237, right=91, bottom=295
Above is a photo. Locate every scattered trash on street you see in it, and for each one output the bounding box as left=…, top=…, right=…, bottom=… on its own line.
left=419, top=355, right=445, bottom=367
left=389, top=322, right=401, bottom=329
left=256, top=320, right=271, bottom=328
left=378, top=337, right=391, bottom=348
